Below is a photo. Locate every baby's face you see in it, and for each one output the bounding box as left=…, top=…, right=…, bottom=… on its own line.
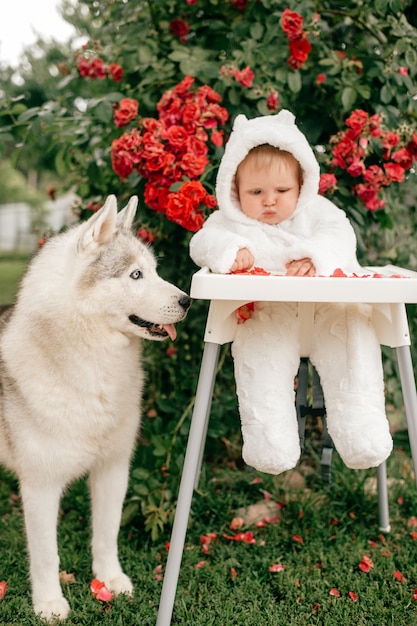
left=236, top=159, right=301, bottom=225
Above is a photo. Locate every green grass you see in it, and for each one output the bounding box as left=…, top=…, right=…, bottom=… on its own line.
left=0, top=253, right=31, bottom=305
left=1, top=444, right=417, bottom=625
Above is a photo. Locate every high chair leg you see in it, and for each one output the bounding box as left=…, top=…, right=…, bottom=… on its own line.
left=156, top=341, right=220, bottom=626
left=377, top=462, right=390, bottom=532
left=396, top=345, right=417, bottom=485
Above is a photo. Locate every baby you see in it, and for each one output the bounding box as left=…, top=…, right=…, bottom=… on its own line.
left=190, top=110, right=393, bottom=475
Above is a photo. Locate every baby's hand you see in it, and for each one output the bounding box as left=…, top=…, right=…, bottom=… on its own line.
left=231, top=248, right=255, bottom=272
left=285, top=258, right=316, bottom=276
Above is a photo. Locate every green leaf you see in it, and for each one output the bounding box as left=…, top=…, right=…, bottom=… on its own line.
left=121, top=501, right=140, bottom=526
left=405, top=47, right=417, bottom=67
left=380, top=84, right=393, bottom=104
left=54, top=148, right=69, bottom=178
left=18, top=107, right=41, bottom=123
left=341, top=87, right=357, bottom=110
left=93, top=101, right=114, bottom=123
left=250, top=23, right=264, bottom=40
left=168, top=50, right=191, bottom=62
left=287, top=71, right=302, bottom=93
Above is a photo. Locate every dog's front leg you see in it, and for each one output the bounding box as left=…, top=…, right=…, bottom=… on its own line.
left=89, top=456, right=133, bottom=595
left=19, top=481, right=70, bottom=622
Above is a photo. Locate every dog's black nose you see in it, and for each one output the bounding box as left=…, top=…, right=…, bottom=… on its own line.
left=179, top=295, right=191, bottom=311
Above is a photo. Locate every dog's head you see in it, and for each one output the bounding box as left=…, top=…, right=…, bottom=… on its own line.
left=75, top=195, right=191, bottom=341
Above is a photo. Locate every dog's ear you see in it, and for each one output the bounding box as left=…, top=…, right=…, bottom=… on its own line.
left=116, top=195, right=138, bottom=230
left=78, top=195, right=118, bottom=252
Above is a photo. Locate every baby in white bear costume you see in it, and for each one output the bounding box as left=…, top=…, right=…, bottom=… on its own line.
left=189, top=109, right=393, bottom=475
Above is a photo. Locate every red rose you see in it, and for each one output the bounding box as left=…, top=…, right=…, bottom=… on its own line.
left=354, top=184, right=382, bottom=210
left=267, top=91, right=279, bottom=111
left=77, top=57, right=90, bottom=77
left=363, top=165, right=388, bottom=186
left=232, top=65, right=254, bottom=88
left=181, top=153, right=209, bottom=177
left=281, top=9, right=304, bottom=40
left=383, top=162, right=405, bottom=182
left=392, top=147, right=413, bottom=170
left=288, top=37, right=312, bottom=69
left=89, top=58, right=107, bottom=79
left=345, top=110, right=369, bottom=132
left=211, top=130, right=224, bottom=147
left=108, top=62, right=123, bottom=82
left=111, top=148, right=134, bottom=179
left=169, top=18, right=190, bottom=42
left=319, top=173, right=337, bottom=194
left=165, top=125, right=189, bottom=149
left=346, top=159, right=366, bottom=177
left=113, top=98, right=139, bottom=128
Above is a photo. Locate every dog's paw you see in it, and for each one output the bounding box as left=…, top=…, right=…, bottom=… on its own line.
left=34, top=596, right=70, bottom=622
left=107, top=573, right=134, bottom=596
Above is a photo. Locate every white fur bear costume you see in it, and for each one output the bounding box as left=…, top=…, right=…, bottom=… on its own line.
left=190, top=110, right=393, bottom=474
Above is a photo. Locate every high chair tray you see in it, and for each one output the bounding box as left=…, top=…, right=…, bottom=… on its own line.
left=190, top=265, right=417, bottom=304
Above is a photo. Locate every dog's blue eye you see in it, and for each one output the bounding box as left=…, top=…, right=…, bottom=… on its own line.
left=130, top=270, right=143, bottom=280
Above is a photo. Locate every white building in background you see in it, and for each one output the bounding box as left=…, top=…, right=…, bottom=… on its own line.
left=0, top=192, right=77, bottom=251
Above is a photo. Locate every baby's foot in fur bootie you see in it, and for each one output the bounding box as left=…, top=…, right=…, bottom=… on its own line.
left=332, top=426, right=393, bottom=470
left=242, top=430, right=301, bottom=475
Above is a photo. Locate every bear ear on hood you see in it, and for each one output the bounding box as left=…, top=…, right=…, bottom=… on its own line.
left=233, top=114, right=249, bottom=131
left=275, top=109, right=295, bottom=125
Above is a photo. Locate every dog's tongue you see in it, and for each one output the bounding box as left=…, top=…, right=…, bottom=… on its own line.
left=163, top=324, right=177, bottom=341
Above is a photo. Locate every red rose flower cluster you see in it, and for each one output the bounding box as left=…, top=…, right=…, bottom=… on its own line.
left=280, top=8, right=312, bottom=70
left=111, top=75, right=228, bottom=231
left=166, top=180, right=217, bottom=231
left=324, top=109, right=417, bottom=210
left=77, top=56, right=123, bottom=82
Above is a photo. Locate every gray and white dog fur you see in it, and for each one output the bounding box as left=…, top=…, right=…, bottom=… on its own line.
left=0, top=195, right=190, bottom=621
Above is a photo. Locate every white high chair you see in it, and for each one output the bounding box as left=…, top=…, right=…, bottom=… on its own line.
left=156, top=265, right=417, bottom=626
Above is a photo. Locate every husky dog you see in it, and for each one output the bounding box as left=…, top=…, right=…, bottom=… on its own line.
left=0, top=195, right=190, bottom=621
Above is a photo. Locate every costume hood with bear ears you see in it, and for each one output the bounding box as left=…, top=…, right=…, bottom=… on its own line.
left=215, top=109, right=320, bottom=223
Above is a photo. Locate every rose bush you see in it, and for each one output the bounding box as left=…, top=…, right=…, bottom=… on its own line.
left=2, top=0, right=417, bottom=537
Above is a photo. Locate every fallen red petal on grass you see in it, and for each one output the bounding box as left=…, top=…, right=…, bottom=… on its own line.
left=358, top=555, right=374, bottom=572
left=229, top=517, right=244, bottom=530
left=90, top=579, right=113, bottom=602
left=269, top=563, right=285, bottom=573
left=349, top=591, right=358, bottom=602
left=231, top=567, right=238, bottom=578
left=413, top=588, right=417, bottom=601
left=196, top=561, right=207, bottom=569
left=0, top=581, right=6, bottom=600
left=410, top=531, right=417, bottom=540
left=394, top=570, right=406, bottom=582
left=329, top=587, right=340, bottom=597
left=223, top=531, right=256, bottom=544
left=96, top=587, right=114, bottom=602
left=292, top=535, right=305, bottom=545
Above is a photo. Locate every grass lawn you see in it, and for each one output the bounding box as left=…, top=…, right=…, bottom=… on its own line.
left=0, top=252, right=31, bottom=305
left=1, top=443, right=417, bottom=625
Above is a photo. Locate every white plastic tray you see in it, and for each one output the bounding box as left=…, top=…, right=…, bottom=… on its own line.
left=190, top=265, right=417, bottom=304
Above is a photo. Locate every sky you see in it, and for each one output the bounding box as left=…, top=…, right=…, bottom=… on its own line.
left=0, top=0, right=75, bottom=66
